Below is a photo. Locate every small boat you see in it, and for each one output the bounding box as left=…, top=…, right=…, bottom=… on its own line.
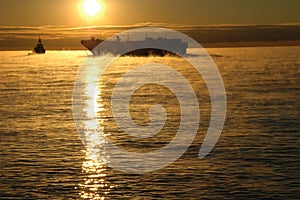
left=33, top=38, right=46, bottom=54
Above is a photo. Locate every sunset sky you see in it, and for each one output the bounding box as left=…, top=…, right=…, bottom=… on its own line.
left=0, top=0, right=299, bottom=49
left=0, top=0, right=299, bottom=26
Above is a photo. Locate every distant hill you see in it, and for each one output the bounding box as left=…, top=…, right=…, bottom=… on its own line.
left=178, top=24, right=300, bottom=47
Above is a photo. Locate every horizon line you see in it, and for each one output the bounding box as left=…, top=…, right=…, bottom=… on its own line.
left=0, top=22, right=300, bottom=29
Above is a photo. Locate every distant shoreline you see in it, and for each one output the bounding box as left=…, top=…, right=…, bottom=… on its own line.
left=201, top=40, right=300, bottom=48
left=1, top=24, right=300, bottom=51
left=1, top=40, right=300, bottom=51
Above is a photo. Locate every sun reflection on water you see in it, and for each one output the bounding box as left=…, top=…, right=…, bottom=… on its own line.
left=78, top=67, right=113, bottom=199
left=79, top=150, right=113, bottom=200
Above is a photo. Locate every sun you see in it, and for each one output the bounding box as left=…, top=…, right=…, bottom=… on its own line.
left=82, top=0, right=102, bottom=17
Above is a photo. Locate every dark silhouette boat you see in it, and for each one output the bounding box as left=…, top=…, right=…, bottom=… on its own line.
left=33, top=38, right=46, bottom=54
left=81, top=35, right=188, bottom=56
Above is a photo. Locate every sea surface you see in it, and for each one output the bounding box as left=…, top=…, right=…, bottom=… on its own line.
left=0, top=47, right=299, bottom=199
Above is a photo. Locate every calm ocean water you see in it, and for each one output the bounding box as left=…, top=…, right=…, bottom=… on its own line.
left=0, top=47, right=299, bottom=199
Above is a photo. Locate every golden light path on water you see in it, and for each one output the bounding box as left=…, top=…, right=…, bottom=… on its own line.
left=78, top=65, right=113, bottom=199
left=74, top=54, right=203, bottom=197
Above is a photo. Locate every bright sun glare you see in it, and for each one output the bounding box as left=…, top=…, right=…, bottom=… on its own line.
left=83, top=0, right=102, bottom=17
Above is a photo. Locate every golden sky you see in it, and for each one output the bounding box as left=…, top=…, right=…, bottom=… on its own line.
left=0, top=0, right=299, bottom=49
left=0, top=0, right=299, bottom=26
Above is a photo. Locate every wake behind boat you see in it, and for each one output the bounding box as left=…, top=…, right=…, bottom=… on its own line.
left=81, top=35, right=188, bottom=56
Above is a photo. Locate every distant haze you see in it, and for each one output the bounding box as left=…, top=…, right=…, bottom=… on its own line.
left=0, top=24, right=299, bottom=50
